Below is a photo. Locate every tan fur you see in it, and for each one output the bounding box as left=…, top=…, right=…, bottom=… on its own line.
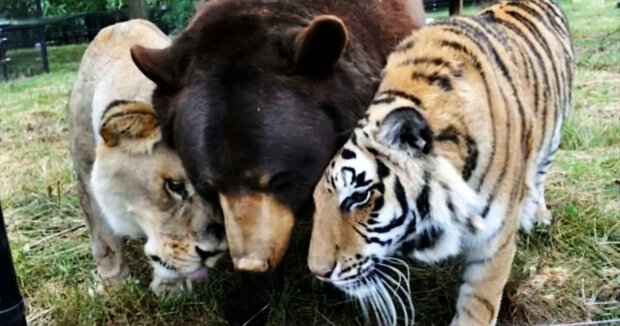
left=220, top=193, right=294, bottom=272
left=68, top=20, right=226, bottom=296
left=309, top=0, right=574, bottom=324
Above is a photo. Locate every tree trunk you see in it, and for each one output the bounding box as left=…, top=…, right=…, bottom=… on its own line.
left=128, top=0, right=147, bottom=19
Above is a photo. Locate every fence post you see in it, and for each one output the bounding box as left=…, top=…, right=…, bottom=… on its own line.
left=35, top=0, right=49, bottom=74
left=0, top=33, right=8, bottom=82
left=0, top=200, right=28, bottom=326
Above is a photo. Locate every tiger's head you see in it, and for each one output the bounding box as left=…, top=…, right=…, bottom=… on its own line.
left=308, top=92, right=484, bottom=320
left=91, top=101, right=228, bottom=285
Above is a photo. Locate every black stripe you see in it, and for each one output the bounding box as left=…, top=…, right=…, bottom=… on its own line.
left=505, top=9, right=563, bottom=148
left=462, top=135, right=478, bottom=181
left=371, top=97, right=396, bottom=106
left=341, top=148, right=356, bottom=159
left=376, top=89, right=423, bottom=107
left=438, top=40, right=496, bottom=191
left=529, top=0, right=569, bottom=35
left=367, top=178, right=408, bottom=233
left=376, top=159, right=390, bottom=179
left=436, top=22, right=515, bottom=207
left=435, top=125, right=460, bottom=143
left=459, top=17, right=529, bottom=157
left=412, top=226, right=444, bottom=251
left=416, top=184, right=430, bottom=220
left=486, top=11, right=551, bottom=157
left=353, top=226, right=391, bottom=246
left=398, top=57, right=448, bottom=67
left=506, top=1, right=563, bottom=36
left=411, top=72, right=453, bottom=91
left=472, top=294, right=496, bottom=323
left=463, top=308, right=484, bottom=325
left=497, top=229, right=516, bottom=253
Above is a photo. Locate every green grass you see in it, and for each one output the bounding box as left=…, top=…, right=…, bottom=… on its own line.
left=1, top=1, right=619, bottom=325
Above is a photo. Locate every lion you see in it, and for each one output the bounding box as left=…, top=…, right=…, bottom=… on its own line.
left=68, top=19, right=227, bottom=296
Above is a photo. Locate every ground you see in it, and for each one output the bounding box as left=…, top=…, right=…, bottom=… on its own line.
left=0, top=1, right=618, bottom=325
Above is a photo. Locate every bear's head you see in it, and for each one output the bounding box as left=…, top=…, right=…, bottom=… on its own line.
left=131, top=0, right=420, bottom=272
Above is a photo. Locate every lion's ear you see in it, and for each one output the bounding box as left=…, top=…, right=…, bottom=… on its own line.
left=99, top=100, right=161, bottom=154
left=131, top=45, right=178, bottom=89
left=294, top=15, right=348, bottom=75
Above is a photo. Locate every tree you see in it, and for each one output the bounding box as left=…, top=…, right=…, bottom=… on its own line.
left=127, top=0, right=146, bottom=18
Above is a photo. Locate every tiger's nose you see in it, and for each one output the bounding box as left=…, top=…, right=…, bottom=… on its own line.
left=309, top=261, right=336, bottom=281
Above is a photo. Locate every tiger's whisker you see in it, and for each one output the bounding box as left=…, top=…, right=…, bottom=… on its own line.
left=376, top=269, right=410, bottom=326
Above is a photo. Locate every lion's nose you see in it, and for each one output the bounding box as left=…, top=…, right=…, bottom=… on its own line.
left=195, top=246, right=221, bottom=261
left=206, top=223, right=225, bottom=242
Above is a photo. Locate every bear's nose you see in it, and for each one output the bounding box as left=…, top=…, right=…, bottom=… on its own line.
left=195, top=246, right=221, bottom=261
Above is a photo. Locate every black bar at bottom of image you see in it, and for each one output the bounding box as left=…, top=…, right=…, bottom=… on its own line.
left=0, top=199, right=28, bottom=326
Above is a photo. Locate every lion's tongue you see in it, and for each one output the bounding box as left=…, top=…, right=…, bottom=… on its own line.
left=187, top=267, right=207, bottom=281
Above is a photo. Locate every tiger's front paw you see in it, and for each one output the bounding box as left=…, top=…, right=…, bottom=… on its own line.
left=450, top=315, right=488, bottom=326
left=150, top=276, right=192, bottom=297
left=535, top=206, right=552, bottom=225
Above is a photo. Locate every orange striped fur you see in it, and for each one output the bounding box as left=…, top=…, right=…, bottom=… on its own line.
left=308, top=1, right=574, bottom=325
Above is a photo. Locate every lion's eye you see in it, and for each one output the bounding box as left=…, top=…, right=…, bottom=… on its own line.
left=341, top=190, right=371, bottom=212
left=165, top=179, right=188, bottom=201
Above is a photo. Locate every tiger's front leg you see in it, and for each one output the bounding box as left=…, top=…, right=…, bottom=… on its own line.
left=451, top=213, right=520, bottom=326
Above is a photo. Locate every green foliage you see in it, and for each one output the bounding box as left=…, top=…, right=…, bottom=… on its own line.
left=0, top=0, right=144, bottom=19
left=158, top=0, right=198, bottom=34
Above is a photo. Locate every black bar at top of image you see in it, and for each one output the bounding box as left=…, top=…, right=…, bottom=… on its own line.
left=0, top=200, right=27, bottom=326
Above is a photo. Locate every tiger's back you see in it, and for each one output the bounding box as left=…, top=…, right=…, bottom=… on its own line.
left=382, top=0, right=574, bottom=233
left=308, top=1, right=574, bottom=325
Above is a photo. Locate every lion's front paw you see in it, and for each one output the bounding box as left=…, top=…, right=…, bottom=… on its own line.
left=91, top=268, right=132, bottom=296
left=150, top=276, right=192, bottom=297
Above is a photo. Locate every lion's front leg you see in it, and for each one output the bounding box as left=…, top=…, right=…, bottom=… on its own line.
left=76, top=174, right=129, bottom=292
left=451, top=219, right=519, bottom=326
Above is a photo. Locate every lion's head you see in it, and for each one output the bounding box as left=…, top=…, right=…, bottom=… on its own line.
left=91, top=101, right=227, bottom=283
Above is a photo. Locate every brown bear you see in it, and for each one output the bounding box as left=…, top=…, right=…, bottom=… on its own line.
left=131, top=0, right=426, bottom=274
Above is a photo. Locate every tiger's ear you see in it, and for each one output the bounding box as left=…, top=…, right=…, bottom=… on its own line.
left=99, top=100, right=161, bottom=154
left=378, top=107, right=433, bottom=154
left=294, top=15, right=348, bottom=75
left=131, top=45, right=178, bottom=89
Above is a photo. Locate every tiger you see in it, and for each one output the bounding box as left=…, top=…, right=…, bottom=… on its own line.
left=307, top=0, right=574, bottom=325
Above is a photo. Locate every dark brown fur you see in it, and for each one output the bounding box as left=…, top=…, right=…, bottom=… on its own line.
left=132, top=0, right=424, bottom=275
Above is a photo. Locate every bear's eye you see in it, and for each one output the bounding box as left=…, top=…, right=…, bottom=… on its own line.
left=165, top=179, right=188, bottom=201
left=268, top=172, right=293, bottom=191
left=341, top=190, right=371, bottom=212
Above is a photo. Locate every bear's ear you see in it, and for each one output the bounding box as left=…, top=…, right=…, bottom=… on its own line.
left=294, top=15, right=348, bottom=75
left=378, top=107, right=433, bottom=154
left=99, top=101, right=161, bottom=154
left=131, top=45, right=178, bottom=89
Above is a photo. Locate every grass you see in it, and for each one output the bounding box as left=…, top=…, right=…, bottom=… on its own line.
left=0, top=1, right=618, bottom=325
